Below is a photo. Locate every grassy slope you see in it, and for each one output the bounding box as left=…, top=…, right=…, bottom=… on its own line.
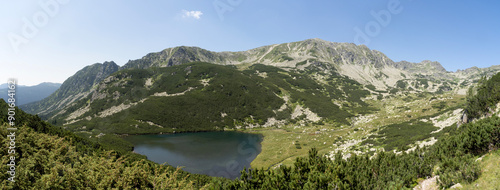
left=463, top=149, right=500, bottom=189
left=249, top=125, right=347, bottom=169
left=360, top=92, right=465, bottom=151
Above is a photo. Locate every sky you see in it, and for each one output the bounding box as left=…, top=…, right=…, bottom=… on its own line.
left=1, top=0, right=499, bottom=86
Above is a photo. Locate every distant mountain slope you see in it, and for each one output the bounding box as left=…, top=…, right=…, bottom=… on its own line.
left=20, top=61, right=119, bottom=119
left=0, top=82, right=61, bottom=105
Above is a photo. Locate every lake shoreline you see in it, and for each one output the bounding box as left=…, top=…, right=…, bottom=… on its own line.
left=117, top=128, right=261, bottom=137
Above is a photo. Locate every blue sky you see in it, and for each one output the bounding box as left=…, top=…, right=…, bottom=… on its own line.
left=1, top=0, right=499, bottom=85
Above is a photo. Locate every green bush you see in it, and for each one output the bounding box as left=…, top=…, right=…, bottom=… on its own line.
left=365, top=120, right=437, bottom=151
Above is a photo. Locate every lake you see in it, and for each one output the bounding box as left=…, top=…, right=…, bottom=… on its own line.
left=123, top=131, right=262, bottom=179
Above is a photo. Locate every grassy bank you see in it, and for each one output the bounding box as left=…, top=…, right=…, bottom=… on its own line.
left=247, top=124, right=348, bottom=169
left=463, top=149, right=500, bottom=189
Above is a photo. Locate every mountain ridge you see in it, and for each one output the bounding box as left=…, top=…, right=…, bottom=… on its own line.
left=121, top=38, right=459, bottom=72
left=118, top=38, right=495, bottom=91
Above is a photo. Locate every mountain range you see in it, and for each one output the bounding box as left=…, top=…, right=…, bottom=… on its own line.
left=18, top=38, right=500, bottom=152
left=21, top=38, right=499, bottom=121
left=0, top=82, right=61, bottom=105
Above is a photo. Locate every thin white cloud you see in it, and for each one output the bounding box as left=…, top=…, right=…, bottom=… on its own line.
left=182, top=10, right=203, bottom=19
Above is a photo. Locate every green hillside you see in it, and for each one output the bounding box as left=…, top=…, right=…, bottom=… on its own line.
left=49, top=62, right=372, bottom=149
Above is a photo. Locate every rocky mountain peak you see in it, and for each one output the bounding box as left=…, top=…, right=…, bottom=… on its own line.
left=420, top=60, right=447, bottom=72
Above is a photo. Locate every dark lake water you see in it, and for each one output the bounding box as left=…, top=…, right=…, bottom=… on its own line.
left=123, top=131, right=262, bottom=179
